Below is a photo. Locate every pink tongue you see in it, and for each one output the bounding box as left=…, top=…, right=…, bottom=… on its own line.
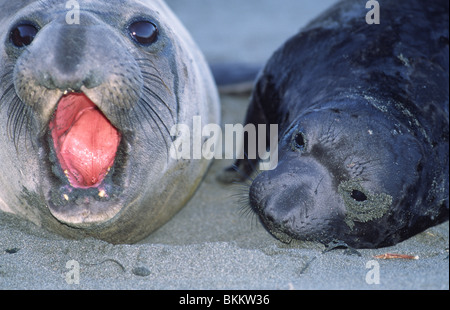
left=50, top=93, right=121, bottom=188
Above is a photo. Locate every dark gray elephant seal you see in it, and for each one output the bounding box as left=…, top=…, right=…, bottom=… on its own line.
left=0, top=0, right=220, bottom=244
left=226, top=0, right=449, bottom=248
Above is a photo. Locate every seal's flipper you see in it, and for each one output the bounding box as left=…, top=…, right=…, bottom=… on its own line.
left=323, top=240, right=362, bottom=257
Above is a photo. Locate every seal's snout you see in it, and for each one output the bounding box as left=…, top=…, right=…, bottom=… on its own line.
left=32, top=21, right=101, bottom=91
left=250, top=158, right=343, bottom=241
left=49, top=93, right=121, bottom=188
left=259, top=183, right=315, bottom=229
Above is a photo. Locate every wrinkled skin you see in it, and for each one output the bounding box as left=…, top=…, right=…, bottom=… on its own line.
left=226, top=0, right=449, bottom=248
left=0, top=0, right=220, bottom=244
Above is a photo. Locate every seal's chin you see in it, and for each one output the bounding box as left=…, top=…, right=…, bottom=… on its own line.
left=43, top=92, right=129, bottom=226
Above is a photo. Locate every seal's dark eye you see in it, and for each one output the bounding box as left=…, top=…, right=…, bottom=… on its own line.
left=10, top=23, right=38, bottom=47
left=351, top=190, right=368, bottom=202
left=129, top=21, right=158, bottom=45
left=292, top=132, right=306, bottom=151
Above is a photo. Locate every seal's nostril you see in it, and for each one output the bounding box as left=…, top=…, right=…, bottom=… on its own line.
left=266, top=213, right=275, bottom=223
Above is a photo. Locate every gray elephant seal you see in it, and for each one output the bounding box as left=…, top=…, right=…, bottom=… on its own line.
left=225, top=0, right=449, bottom=248
left=0, top=0, right=220, bottom=244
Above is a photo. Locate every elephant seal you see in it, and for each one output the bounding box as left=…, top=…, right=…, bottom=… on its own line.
left=0, top=0, right=220, bottom=244
left=225, top=0, right=449, bottom=248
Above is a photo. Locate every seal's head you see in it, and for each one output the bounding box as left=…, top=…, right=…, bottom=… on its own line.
left=0, top=0, right=219, bottom=243
left=249, top=100, right=439, bottom=248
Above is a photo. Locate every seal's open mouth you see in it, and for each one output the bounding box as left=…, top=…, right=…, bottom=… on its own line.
left=49, top=93, right=121, bottom=189
left=43, top=93, right=128, bottom=226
